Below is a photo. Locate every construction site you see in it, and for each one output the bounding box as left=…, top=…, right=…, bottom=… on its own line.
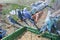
left=0, top=0, right=60, bottom=40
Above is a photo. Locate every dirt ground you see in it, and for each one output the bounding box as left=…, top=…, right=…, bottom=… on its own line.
left=2, top=10, right=49, bottom=40
left=1, top=0, right=60, bottom=40
left=1, top=11, right=48, bottom=40
left=16, top=10, right=49, bottom=40
left=17, top=31, right=50, bottom=40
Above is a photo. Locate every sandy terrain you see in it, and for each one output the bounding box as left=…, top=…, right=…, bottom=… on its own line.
left=16, top=10, right=49, bottom=40
left=17, top=31, right=50, bottom=40
left=1, top=9, right=49, bottom=40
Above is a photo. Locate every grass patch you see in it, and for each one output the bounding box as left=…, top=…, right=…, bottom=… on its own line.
left=2, top=3, right=30, bottom=15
